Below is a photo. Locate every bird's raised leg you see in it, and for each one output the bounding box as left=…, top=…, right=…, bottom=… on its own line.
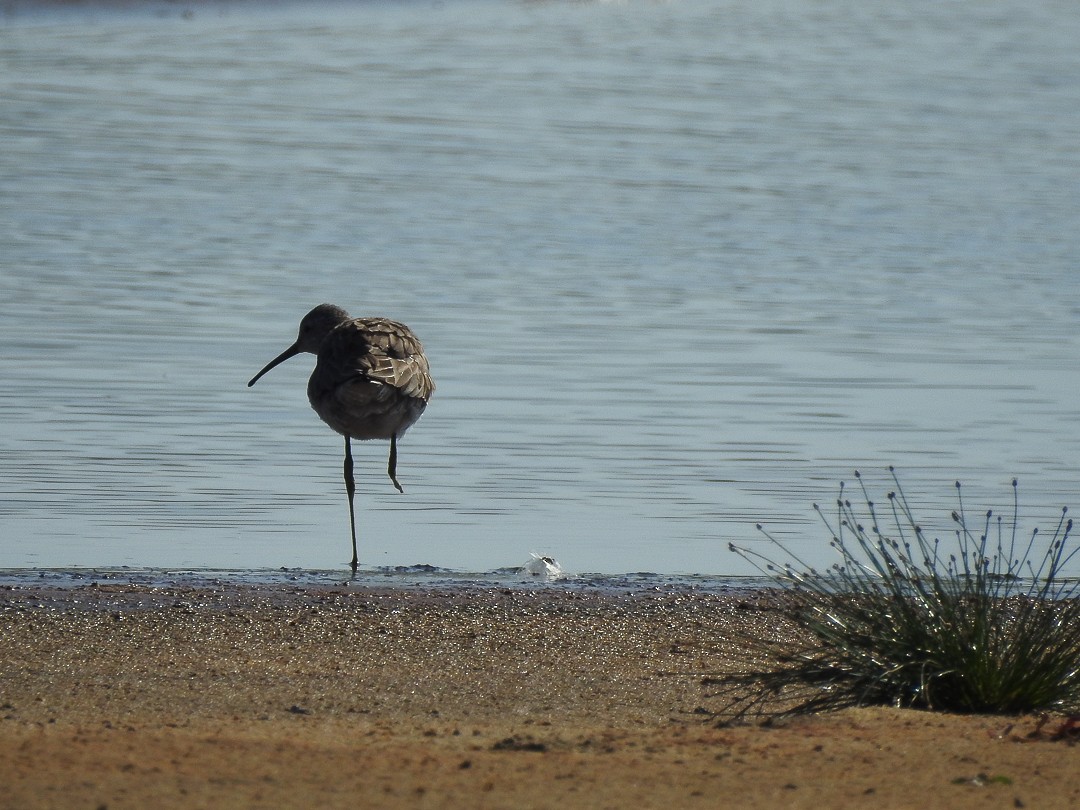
left=344, top=436, right=358, bottom=573
left=387, top=433, right=404, bottom=493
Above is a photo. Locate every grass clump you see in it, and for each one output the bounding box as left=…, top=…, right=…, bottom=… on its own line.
left=717, top=468, right=1080, bottom=721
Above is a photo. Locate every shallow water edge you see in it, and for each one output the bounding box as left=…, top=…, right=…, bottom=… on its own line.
left=0, top=566, right=773, bottom=599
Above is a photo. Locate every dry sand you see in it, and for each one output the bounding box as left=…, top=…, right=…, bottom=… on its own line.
left=1, top=582, right=1077, bottom=809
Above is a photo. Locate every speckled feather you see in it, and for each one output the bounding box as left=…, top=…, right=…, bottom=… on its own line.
left=308, top=316, right=434, bottom=440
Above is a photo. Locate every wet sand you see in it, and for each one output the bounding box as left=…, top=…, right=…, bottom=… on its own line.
left=1, top=583, right=1076, bottom=809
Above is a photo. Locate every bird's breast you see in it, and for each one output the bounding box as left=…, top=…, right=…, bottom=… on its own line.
left=308, top=374, right=427, bottom=440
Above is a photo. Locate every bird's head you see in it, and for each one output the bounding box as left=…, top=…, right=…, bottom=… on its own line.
left=248, top=304, right=351, bottom=387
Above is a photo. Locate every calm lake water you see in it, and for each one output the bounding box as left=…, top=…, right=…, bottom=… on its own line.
left=2, top=0, right=1079, bottom=578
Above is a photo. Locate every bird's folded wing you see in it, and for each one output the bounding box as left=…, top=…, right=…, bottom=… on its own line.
left=324, top=319, right=435, bottom=402
left=363, top=354, right=434, bottom=400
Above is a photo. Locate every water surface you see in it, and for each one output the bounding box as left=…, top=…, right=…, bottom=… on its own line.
left=2, top=0, right=1079, bottom=576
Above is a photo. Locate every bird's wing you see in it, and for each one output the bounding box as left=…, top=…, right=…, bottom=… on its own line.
left=325, top=318, right=434, bottom=402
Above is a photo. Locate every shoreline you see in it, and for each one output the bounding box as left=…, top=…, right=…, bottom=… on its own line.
left=2, top=584, right=1077, bottom=808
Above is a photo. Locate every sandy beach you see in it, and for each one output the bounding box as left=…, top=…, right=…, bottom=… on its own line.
left=1, top=582, right=1077, bottom=809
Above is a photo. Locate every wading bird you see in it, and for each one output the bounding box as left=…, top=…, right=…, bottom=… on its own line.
left=248, top=304, right=434, bottom=572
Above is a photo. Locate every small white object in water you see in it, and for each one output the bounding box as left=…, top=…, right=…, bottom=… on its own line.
left=522, top=553, right=562, bottom=579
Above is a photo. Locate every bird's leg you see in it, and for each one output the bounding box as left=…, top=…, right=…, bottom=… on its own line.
left=388, top=433, right=404, bottom=493
left=344, top=436, right=358, bottom=573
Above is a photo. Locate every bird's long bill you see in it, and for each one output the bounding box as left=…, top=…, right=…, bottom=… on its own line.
left=248, top=343, right=302, bottom=387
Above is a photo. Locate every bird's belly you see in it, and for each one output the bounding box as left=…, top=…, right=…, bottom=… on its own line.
left=309, top=379, right=426, bottom=441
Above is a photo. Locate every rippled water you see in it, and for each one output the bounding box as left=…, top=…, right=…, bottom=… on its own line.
left=2, top=0, right=1079, bottom=576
